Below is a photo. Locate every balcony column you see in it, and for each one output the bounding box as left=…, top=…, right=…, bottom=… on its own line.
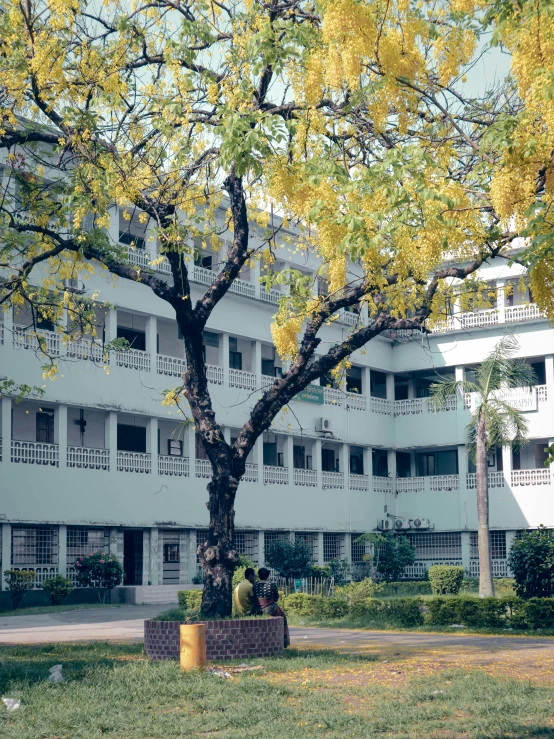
left=221, top=333, right=230, bottom=385
left=105, top=307, right=117, bottom=344
left=496, top=280, right=506, bottom=323
left=253, top=340, right=262, bottom=385
left=150, top=527, right=161, bottom=585
left=146, top=315, right=157, bottom=369
left=254, top=438, right=264, bottom=482
left=502, top=444, right=513, bottom=488
left=363, top=446, right=371, bottom=482
left=314, top=438, right=323, bottom=488
left=252, top=260, right=262, bottom=300
left=58, top=525, right=67, bottom=578
left=344, top=533, right=352, bottom=569
left=258, top=531, right=265, bottom=566
left=105, top=411, right=118, bottom=472
left=55, top=404, right=68, bottom=469
left=142, top=529, right=150, bottom=585
left=362, top=367, right=371, bottom=399
left=452, top=294, right=462, bottom=329
left=387, top=449, right=397, bottom=480
left=545, top=355, right=554, bottom=399
left=457, top=444, right=469, bottom=527
left=410, top=450, right=416, bottom=477
left=147, top=417, right=158, bottom=476
left=317, top=532, right=325, bottom=566
left=461, top=531, right=471, bottom=575
left=1, top=524, right=11, bottom=590
left=2, top=396, right=12, bottom=467
left=385, top=373, right=395, bottom=401
left=339, top=442, right=348, bottom=477
left=285, top=435, right=294, bottom=479
left=407, top=379, right=414, bottom=400
left=108, top=204, right=119, bottom=245
left=455, top=366, right=464, bottom=383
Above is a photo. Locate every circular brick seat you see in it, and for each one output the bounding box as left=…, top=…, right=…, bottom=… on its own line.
left=144, top=617, right=285, bottom=661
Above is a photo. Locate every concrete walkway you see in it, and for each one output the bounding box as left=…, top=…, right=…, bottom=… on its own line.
left=1, top=606, right=554, bottom=652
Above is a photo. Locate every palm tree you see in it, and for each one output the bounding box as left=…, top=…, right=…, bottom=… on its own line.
left=431, top=335, right=536, bottom=597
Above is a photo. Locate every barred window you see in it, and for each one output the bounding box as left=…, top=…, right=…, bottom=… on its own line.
left=351, top=535, right=369, bottom=564
left=195, top=530, right=209, bottom=566
left=12, top=526, right=59, bottom=566
left=470, top=531, right=506, bottom=560
left=264, top=531, right=290, bottom=562
left=295, top=533, right=319, bottom=563
left=67, top=527, right=109, bottom=564
left=323, top=533, right=344, bottom=563
left=234, top=531, right=259, bottom=564
left=406, top=532, right=461, bottom=560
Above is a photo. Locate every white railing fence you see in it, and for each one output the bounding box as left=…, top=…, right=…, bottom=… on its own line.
left=157, top=354, right=186, bottom=377
left=505, top=304, right=541, bottom=323
left=373, top=477, right=393, bottom=493
left=11, top=440, right=59, bottom=466
left=429, top=474, right=459, bottom=491
left=264, top=465, right=288, bottom=485
left=349, top=474, right=369, bottom=490
left=116, top=348, right=151, bottom=371
left=243, top=463, right=259, bottom=483
left=293, top=468, right=318, bottom=487
left=66, top=337, right=104, bottom=363
left=68, top=446, right=109, bottom=470
left=229, top=278, right=256, bottom=299
left=13, top=326, right=60, bottom=355
left=322, top=471, right=345, bottom=489
left=159, top=455, right=189, bottom=476
left=323, top=387, right=344, bottom=407
left=511, top=468, right=551, bottom=486
left=229, top=368, right=257, bottom=391
left=346, top=392, right=366, bottom=411
left=370, top=397, right=392, bottom=415
left=117, top=451, right=151, bottom=473
left=466, top=472, right=505, bottom=489
left=396, top=477, right=426, bottom=493
left=206, top=364, right=224, bottom=385
left=195, top=459, right=212, bottom=478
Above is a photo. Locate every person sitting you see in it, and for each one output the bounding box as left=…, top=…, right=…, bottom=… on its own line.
left=233, top=567, right=261, bottom=616
left=253, top=567, right=290, bottom=648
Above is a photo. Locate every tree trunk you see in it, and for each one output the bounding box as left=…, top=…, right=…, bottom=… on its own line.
left=197, top=473, right=240, bottom=617
left=476, top=416, right=494, bottom=597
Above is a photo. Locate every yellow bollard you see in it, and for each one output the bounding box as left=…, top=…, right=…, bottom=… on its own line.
left=179, top=623, right=207, bottom=670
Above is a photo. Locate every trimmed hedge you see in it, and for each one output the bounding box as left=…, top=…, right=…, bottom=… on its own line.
left=350, top=597, right=424, bottom=627
left=177, top=590, right=203, bottom=611
left=282, top=593, right=349, bottom=619
left=425, top=596, right=506, bottom=627
left=428, top=566, right=465, bottom=595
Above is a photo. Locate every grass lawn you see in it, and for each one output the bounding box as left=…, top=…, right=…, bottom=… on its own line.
left=0, top=604, right=129, bottom=618
left=2, top=642, right=554, bottom=738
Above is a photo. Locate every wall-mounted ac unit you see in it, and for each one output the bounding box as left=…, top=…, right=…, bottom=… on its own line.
left=394, top=518, right=411, bottom=530
left=411, top=517, right=430, bottom=529
left=380, top=518, right=395, bottom=531
left=316, top=418, right=333, bottom=433
left=63, top=278, right=85, bottom=294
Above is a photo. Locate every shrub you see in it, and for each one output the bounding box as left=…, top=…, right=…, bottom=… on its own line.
left=3, top=570, right=35, bottom=609
left=355, top=533, right=416, bottom=582
left=191, top=572, right=203, bottom=584
left=282, top=593, right=319, bottom=616
left=313, top=597, right=349, bottom=619
left=425, top=596, right=508, bottom=628
left=177, top=590, right=203, bottom=611
left=74, top=551, right=124, bottom=602
left=328, top=559, right=350, bottom=585
left=351, top=597, right=424, bottom=627
left=265, top=540, right=313, bottom=578
left=310, top=565, right=331, bottom=578
left=335, top=578, right=379, bottom=604
left=508, top=527, right=554, bottom=599
left=42, top=575, right=74, bottom=605
left=378, top=581, right=432, bottom=597
left=428, top=566, right=465, bottom=595
left=520, top=598, right=554, bottom=629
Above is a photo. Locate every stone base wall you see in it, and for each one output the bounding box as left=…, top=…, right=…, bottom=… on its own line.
left=144, top=617, right=284, bottom=661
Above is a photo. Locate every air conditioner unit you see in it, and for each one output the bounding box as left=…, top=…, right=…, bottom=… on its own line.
left=411, top=517, right=430, bottom=530
left=63, top=278, right=85, bottom=294
left=316, top=418, right=333, bottom=433
left=394, top=518, right=411, bottom=530
left=380, top=518, right=395, bottom=531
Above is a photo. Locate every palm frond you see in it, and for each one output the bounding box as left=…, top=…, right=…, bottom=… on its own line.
left=430, top=378, right=479, bottom=410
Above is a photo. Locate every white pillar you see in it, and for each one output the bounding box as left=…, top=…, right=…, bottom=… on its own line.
left=362, top=367, right=371, bottom=399
left=186, top=424, right=196, bottom=472
left=502, top=444, right=513, bottom=485
left=252, top=261, right=261, bottom=300
left=461, top=531, right=471, bottom=575
left=387, top=449, right=397, bottom=479
left=142, top=529, right=151, bottom=586
left=496, top=280, right=506, bottom=323
left=314, top=438, right=323, bottom=488
left=147, top=417, right=158, bottom=476
left=1, top=524, right=11, bottom=590
left=55, top=404, right=68, bottom=469
left=545, top=355, right=554, bottom=397
left=339, top=442, right=348, bottom=476
left=146, top=315, right=157, bottom=366
left=150, top=527, right=160, bottom=585
left=285, top=435, right=294, bottom=473
left=108, top=204, right=120, bottom=245
left=455, top=366, right=464, bottom=383
left=222, top=333, right=230, bottom=384
left=344, top=532, right=352, bottom=568
left=105, top=411, right=118, bottom=473
left=58, top=525, right=67, bottom=578
left=317, top=532, right=325, bottom=566
left=386, top=373, right=395, bottom=401
left=363, top=446, right=371, bottom=479
left=105, top=307, right=117, bottom=344
left=179, top=530, right=189, bottom=584
left=223, top=427, right=231, bottom=445
left=253, top=340, right=262, bottom=384
left=457, top=444, right=468, bottom=487
left=407, top=379, right=414, bottom=400
left=2, top=397, right=12, bottom=466
left=258, top=531, right=265, bottom=566
left=3, top=303, right=14, bottom=338
left=254, top=438, right=264, bottom=479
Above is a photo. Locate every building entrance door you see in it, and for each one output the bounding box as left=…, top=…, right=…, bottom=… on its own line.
left=123, top=530, right=143, bottom=585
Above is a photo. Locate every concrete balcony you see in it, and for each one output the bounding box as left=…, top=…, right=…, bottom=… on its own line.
left=206, top=364, right=224, bottom=385
left=229, top=368, right=257, bottom=391
left=13, top=326, right=60, bottom=355
left=157, top=354, right=186, bottom=377
left=322, top=471, right=345, bottom=489
left=195, top=459, right=212, bottom=478
left=394, top=475, right=459, bottom=492
left=66, top=337, right=105, bottom=363
left=349, top=473, right=369, bottom=490
left=158, top=455, right=189, bottom=477
left=116, top=348, right=150, bottom=372
left=117, top=451, right=151, bottom=473
left=68, top=446, right=109, bottom=470
left=293, top=468, right=318, bottom=487
left=11, top=440, right=59, bottom=466
left=243, top=463, right=259, bottom=483
left=264, top=465, right=288, bottom=484
left=511, top=468, right=551, bottom=486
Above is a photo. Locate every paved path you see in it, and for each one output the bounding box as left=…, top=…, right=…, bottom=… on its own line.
left=2, top=606, right=554, bottom=652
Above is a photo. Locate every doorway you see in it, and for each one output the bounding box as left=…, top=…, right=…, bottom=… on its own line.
left=123, top=530, right=143, bottom=585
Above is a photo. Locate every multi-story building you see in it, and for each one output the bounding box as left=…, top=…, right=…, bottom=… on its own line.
left=1, top=201, right=553, bottom=599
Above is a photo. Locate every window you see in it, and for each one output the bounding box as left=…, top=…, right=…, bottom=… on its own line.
left=372, top=449, right=388, bottom=477
left=264, top=532, right=289, bottom=563
left=350, top=449, right=364, bottom=475
left=351, top=536, right=369, bottom=564
left=293, top=445, right=306, bottom=469
left=531, top=361, right=546, bottom=386
left=319, top=371, right=339, bottom=390
left=163, top=543, right=180, bottom=563
left=416, top=450, right=458, bottom=476
left=119, top=209, right=147, bottom=249
left=415, top=379, right=433, bottom=398
left=263, top=442, right=278, bottom=466
left=195, top=433, right=209, bottom=461
left=406, top=532, right=461, bottom=560
left=117, top=326, right=146, bottom=351
left=396, top=451, right=411, bottom=478
left=370, top=370, right=387, bottom=399
left=322, top=448, right=337, bottom=472
left=234, top=531, right=259, bottom=563
left=117, top=424, right=146, bottom=453
left=229, top=350, right=243, bottom=370
left=36, top=409, right=55, bottom=444
left=296, top=533, right=318, bottom=562
left=12, top=526, right=59, bottom=565
left=394, top=377, right=409, bottom=400
left=323, top=533, right=343, bottom=563
left=346, top=367, right=362, bottom=394
left=262, top=358, right=278, bottom=377
left=67, top=527, right=109, bottom=561
left=470, top=531, right=506, bottom=560
left=167, top=439, right=183, bottom=457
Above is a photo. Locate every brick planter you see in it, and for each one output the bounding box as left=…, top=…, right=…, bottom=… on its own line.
left=144, top=617, right=284, bottom=661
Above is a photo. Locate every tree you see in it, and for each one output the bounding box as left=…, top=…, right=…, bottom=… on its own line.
left=431, top=335, right=536, bottom=597
left=355, top=532, right=415, bottom=582
left=3, top=570, right=35, bottom=609
left=74, top=551, right=124, bottom=603
left=1, top=0, right=552, bottom=617
left=265, top=540, right=313, bottom=579
left=508, top=527, right=554, bottom=599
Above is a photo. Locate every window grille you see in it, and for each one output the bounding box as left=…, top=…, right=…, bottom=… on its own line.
left=295, top=533, right=319, bottom=563
left=406, top=532, right=461, bottom=560
left=351, top=535, right=369, bottom=564
left=470, top=531, right=506, bottom=560
left=67, top=527, right=109, bottom=561
left=234, top=531, right=259, bottom=564
left=323, top=533, right=344, bottom=563
left=195, top=530, right=209, bottom=566
left=11, top=526, right=59, bottom=565
left=264, top=531, right=290, bottom=562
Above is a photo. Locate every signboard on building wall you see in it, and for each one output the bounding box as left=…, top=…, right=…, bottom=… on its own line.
left=295, top=385, right=324, bottom=404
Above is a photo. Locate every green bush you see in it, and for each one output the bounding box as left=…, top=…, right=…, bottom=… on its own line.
left=310, top=565, right=331, bottom=578
left=520, top=598, right=554, bottom=629
left=282, top=593, right=319, bottom=616
left=350, top=598, right=424, bottom=627
left=74, top=551, right=124, bottom=602
left=336, top=578, right=379, bottom=603
left=313, top=597, right=349, bottom=619
left=426, top=596, right=507, bottom=628
left=265, top=540, right=313, bottom=578
left=3, top=570, right=35, bottom=609
left=377, top=581, right=432, bottom=597
left=428, top=565, right=465, bottom=595
left=177, top=590, right=203, bottom=611
left=508, top=527, right=554, bottom=599
left=42, top=575, right=74, bottom=605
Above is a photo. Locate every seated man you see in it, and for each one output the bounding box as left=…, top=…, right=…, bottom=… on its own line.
left=233, top=567, right=261, bottom=616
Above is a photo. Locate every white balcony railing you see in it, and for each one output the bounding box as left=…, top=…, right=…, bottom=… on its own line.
left=459, top=309, right=499, bottom=329
left=323, top=387, right=344, bottom=407
left=11, top=566, right=59, bottom=588
left=370, top=397, right=392, bottom=415
left=394, top=398, right=424, bottom=416
left=66, top=337, right=104, bottom=363
left=206, top=364, right=224, bottom=385
left=157, top=353, right=186, bottom=377
left=322, top=471, right=344, bottom=489
left=195, top=459, right=212, bottom=478
left=261, top=374, right=277, bottom=390
left=466, top=472, right=505, bottom=489
left=229, top=368, right=257, bottom=391
left=260, top=287, right=281, bottom=305
left=430, top=316, right=456, bottom=333
left=537, top=385, right=548, bottom=402
left=264, top=465, right=288, bottom=484
left=159, top=455, right=189, bottom=476
left=192, top=264, right=218, bottom=286
left=67, top=446, right=109, bottom=470
left=123, top=244, right=150, bottom=269
left=117, top=451, right=151, bottom=473
left=229, top=278, right=256, bottom=299
left=154, top=252, right=172, bottom=276
left=505, top=303, right=541, bottom=322
left=11, top=440, right=59, bottom=466
left=429, top=474, right=459, bottom=491
left=293, top=468, right=318, bottom=487
left=116, top=348, right=151, bottom=371
left=346, top=392, right=366, bottom=411
left=243, top=463, right=259, bottom=483
left=470, top=559, right=511, bottom=578
left=337, top=309, right=360, bottom=327
left=396, top=477, right=426, bottom=493
left=511, top=468, right=551, bottom=486
left=349, top=474, right=368, bottom=490
left=373, top=476, right=393, bottom=493
left=13, top=326, right=60, bottom=355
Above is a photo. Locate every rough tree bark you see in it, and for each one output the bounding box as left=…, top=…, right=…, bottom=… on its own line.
left=476, top=415, right=495, bottom=597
